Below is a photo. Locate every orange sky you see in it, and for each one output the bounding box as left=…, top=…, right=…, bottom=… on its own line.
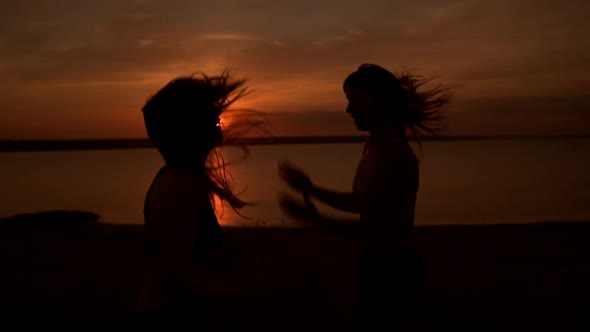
left=1, top=0, right=589, bottom=139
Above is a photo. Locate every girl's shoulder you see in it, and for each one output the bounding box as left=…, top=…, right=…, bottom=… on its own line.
left=369, top=138, right=416, bottom=165
left=152, top=166, right=210, bottom=198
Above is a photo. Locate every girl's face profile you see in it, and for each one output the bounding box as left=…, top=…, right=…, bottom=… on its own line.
left=345, top=84, right=384, bottom=132
left=191, top=109, right=223, bottom=151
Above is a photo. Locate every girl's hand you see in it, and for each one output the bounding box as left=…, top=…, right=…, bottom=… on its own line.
left=278, top=161, right=313, bottom=194
left=278, top=192, right=320, bottom=223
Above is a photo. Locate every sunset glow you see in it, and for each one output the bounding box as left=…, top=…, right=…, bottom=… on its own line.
left=1, top=1, right=589, bottom=139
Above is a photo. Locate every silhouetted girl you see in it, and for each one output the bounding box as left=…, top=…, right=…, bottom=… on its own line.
left=279, top=63, right=450, bottom=331
left=135, top=71, right=264, bottom=328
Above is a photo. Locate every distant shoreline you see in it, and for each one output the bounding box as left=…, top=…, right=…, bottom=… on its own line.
left=1, top=135, right=589, bottom=152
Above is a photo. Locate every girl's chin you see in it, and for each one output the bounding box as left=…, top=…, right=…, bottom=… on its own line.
left=214, top=129, right=223, bottom=144
left=353, top=120, right=369, bottom=131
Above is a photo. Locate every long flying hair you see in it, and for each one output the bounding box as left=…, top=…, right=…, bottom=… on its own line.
left=343, top=63, right=451, bottom=145
left=142, top=70, right=268, bottom=216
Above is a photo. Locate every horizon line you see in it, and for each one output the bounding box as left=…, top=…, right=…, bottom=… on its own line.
left=1, top=134, right=589, bottom=152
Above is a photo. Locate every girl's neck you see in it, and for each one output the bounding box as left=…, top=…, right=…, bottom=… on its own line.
left=164, top=152, right=209, bottom=171
left=369, top=125, right=406, bottom=141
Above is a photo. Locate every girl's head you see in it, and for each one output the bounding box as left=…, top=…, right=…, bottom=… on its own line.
left=142, top=71, right=248, bottom=165
left=142, top=70, right=264, bottom=214
left=343, top=63, right=451, bottom=141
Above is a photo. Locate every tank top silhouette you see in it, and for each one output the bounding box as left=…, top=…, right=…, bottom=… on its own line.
left=142, top=166, right=224, bottom=263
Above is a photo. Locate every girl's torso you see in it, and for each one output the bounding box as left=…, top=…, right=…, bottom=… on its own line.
left=143, top=165, right=223, bottom=261
left=136, top=166, right=223, bottom=311
left=353, top=137, right=419, bottom=252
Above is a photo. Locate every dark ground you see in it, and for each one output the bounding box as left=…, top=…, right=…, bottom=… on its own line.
left=0, top=211, right=588, bottom=331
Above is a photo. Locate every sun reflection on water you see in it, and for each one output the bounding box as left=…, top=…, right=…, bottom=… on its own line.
left=208, top=146, right=249, bottom=227
left=212, top=194, right=240, bottom=226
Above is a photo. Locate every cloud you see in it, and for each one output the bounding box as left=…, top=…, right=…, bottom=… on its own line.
left=195, top=33, right=264, bottom=42
left=2, top=0, right=587, bottom=88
